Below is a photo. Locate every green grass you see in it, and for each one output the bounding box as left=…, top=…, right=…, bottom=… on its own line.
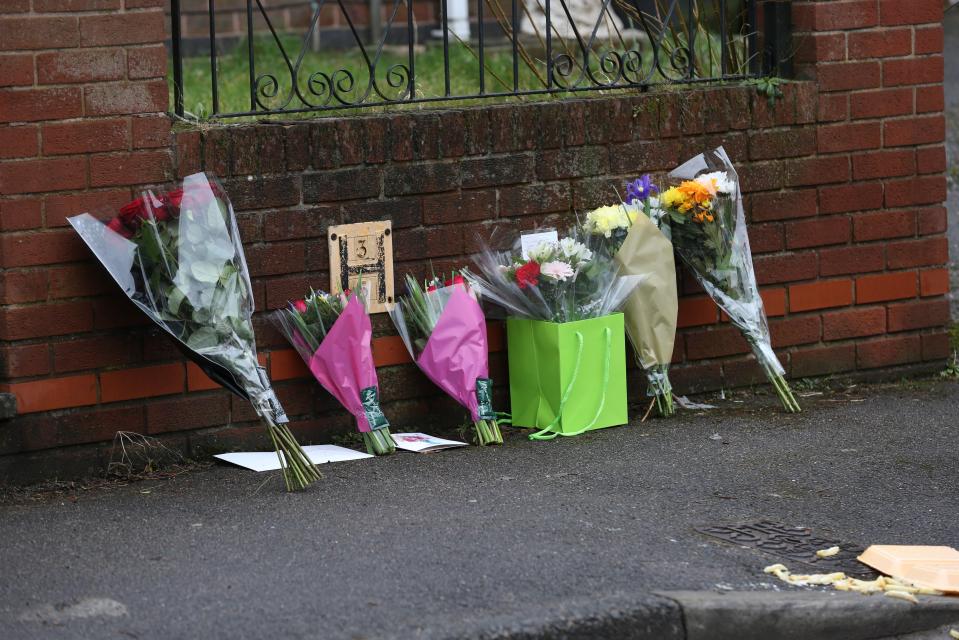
left=174, top=35, right=558, bottom=120
left=172, top=29, right=750, bottom=121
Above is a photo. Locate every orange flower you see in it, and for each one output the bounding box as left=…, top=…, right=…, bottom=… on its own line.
left=677, top=180, right=714, bottom=207
left=692, top=211, right=715, bottom=223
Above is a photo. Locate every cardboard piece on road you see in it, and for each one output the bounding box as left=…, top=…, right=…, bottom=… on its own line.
left=215, top=445, right=373, bottom=472
left=858, top=545, right=959, bottom=594
left=391, top=432, right=467, bottom=453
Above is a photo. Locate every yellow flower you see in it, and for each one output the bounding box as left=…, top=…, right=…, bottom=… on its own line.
left=660, top=187, right=685, bottom=209
left=586, top=204, right=632, bottom=237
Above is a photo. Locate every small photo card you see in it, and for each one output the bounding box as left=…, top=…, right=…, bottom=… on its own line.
left=391, top=432, right=468, bottom=453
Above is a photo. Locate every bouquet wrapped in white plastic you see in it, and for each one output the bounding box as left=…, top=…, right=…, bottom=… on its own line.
left=659, top=148, right=800, bottom=412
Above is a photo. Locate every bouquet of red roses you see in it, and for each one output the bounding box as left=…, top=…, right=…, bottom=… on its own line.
left=69, top=173, right=321, bottom=491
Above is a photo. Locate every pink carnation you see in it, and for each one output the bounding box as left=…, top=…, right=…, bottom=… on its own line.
left=540, top=261, right=574, bottom=282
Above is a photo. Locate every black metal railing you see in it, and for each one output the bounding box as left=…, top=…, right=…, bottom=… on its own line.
left=169, top=0, right=787, bottom=119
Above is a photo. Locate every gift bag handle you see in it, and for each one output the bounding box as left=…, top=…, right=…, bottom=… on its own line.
left=529, top=327, right=612, bottom=441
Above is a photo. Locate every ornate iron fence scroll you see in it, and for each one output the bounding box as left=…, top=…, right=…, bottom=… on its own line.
left=169, top=0, right=784, bottom=119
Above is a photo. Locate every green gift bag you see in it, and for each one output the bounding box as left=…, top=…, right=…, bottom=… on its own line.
left=506, top=313, right=629, bottom=439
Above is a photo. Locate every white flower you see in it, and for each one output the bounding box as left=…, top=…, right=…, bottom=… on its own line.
left=557, top=237, right=578, bottom=256
left=540, top=261, right=574, bottom=281
left=695, top=171, right=735, bottom=195
left=648, top=207, right=667, bottom=226
left=557, top=237, right=592, bottom=263
left=527, top=241, right=555, bottom=264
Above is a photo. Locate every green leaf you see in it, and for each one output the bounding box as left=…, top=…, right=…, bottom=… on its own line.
left=207, top=238, right=235, bottom=262
left=186, top=326, right=219, bottom=351
left=191, top=261, right=221, bottom=283
left=206, top=199, right=228, bottom=231
left=186, top=223, right=205, bottom=244
left=211, top=272, right=239, bottom=319
left=198, top=287, right=215, bottom=308
left=138, top=222, right=164, bottom=264
left=167, top=286, right=187, bottom=316
left=218, top=263, right=237, bottom=285
left=230, top=315, right=254, bottom=342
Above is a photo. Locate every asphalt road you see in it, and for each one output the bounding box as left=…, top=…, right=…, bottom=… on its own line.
left=1, top=381, right=957, bottom=639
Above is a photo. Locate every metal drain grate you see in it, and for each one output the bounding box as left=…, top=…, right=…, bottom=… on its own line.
left=695, top=520, right=879, bottom=578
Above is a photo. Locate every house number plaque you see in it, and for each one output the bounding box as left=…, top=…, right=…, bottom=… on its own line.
left=328, top=220, right=394, bottom=313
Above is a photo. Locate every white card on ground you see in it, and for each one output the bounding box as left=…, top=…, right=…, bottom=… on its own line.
left=391, top=432, right=468, bottom=453
left=302, top=444, right=373, bottom=464
left=520, top=230, right=558, bottom=259
left=215, top=444, right=372, bottom=472
left=214, top=451, right=284, bottom=472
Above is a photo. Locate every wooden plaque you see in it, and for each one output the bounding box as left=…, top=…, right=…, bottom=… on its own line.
left=328, top=221, right=394, bottom=313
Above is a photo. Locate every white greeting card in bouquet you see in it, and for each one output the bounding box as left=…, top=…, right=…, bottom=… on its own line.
left=520, top=230, right=558, bottom=260
left=391, top=433, right=468, bottom=453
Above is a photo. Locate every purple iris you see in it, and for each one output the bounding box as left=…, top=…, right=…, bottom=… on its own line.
left=625, top=175, right=659, bottom=203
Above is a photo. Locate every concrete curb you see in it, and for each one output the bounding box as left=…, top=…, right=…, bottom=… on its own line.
left=657, top=590, right=959, bottom=640
left=426, top=593, right=685, bottom=640
left=455, top=590, right=959, bottom=640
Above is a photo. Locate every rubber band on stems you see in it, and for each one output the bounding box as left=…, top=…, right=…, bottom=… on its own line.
left=529, top=327, right=613, bottom=440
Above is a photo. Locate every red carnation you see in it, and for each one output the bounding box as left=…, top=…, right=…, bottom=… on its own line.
left=427, top=284, right=437, bottom=293
left=106, top=217, right=134, bottom=239
left=514, top=261, right=540, bottom=289
left=293, top=299, right=307, bottom=313
left=444, top=274, right=466, bottom=287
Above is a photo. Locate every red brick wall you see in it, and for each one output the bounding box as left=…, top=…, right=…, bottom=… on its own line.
left=1, top=0, right=172, bottom=476
left=0, top=0, right=950, bottom=480
left=788, top=0, right=950, bottom=376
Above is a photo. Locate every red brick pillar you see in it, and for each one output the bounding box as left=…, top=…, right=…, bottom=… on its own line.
left=788, top=0, right=950, bottom=375
left=0, top=1, right=172, bottom=447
